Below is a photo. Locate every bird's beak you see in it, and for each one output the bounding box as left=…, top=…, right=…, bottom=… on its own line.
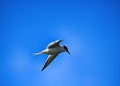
left=67, top=50, right=70, bottom=54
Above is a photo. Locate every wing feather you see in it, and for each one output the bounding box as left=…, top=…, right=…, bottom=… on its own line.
left=47, top=40, right=63, bottom=49
left=41, top=54, right=58, bottom=71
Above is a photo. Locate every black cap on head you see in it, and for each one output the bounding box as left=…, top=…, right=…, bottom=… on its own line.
left=63, top=45, right=70, bottom=54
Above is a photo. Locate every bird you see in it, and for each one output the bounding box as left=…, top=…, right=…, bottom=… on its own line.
left=34, top=40, right=70, bottom=71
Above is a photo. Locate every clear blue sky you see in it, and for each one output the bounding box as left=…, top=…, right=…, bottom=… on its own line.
left=0, top=0, right=120, bottom=86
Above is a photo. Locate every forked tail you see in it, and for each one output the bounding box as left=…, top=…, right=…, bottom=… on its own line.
left=32, top=52, right=42, bottom=56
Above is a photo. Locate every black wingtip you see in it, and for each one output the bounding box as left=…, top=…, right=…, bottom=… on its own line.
left=41, top=67, right=45, bottom=71
left=57, top=39, right=63, bottom=42
left=41, top=68, right=44, bottom=71
left=60, top=39, right=63, bottom=42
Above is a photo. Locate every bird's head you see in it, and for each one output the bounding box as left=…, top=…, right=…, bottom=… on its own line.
left=63, top=45, right=70, bottom=54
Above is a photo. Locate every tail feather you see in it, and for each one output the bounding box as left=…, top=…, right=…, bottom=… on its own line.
left=32, top=52, right=42, bottom=56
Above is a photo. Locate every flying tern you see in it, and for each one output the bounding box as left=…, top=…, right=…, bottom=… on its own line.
left=34, top=40, right=70, bottom=71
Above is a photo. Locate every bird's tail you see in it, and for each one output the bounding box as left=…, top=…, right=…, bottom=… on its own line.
left=32, top=52, right=42, bottom=56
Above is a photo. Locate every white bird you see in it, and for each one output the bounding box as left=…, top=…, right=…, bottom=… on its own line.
left=34, top=40, right=70, bottom=71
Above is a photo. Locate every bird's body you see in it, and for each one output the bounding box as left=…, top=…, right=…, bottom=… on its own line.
left=37, top=47, right=66, bottom=55
left=34, top=40, right=70, bottom=71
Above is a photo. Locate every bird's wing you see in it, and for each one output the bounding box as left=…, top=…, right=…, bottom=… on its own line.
left=47, top=40, right=63, bottom=48
left=41, top=54, right=58, bottom=71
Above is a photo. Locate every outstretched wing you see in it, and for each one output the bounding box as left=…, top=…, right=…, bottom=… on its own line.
left=47, top=40, right=63, bottom=49
left=41, top=54, right=58, bottom=71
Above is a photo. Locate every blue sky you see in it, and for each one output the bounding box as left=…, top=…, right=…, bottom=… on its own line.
left=0, top=0, right=120, bottom=86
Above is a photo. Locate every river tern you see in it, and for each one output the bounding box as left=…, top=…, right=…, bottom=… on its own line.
left=34, top=40, right=70, bottom=71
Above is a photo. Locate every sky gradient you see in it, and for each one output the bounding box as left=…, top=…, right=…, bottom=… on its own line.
left=0, top=0, right=120, bottom=86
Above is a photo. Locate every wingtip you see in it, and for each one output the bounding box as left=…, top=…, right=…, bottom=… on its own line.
left=41, top=68, right=45, bottom=71
left=57, top=39, right=63, bottom=42
left=60, top=39, right=63, bottom=41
